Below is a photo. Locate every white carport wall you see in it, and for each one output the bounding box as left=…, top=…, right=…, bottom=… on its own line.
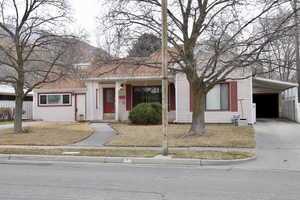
left=282, top=87, right=300, bottom=122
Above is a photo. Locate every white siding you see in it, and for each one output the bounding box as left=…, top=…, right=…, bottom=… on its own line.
left=175, top=72, right=253, bottom=124
left=33, top=93, right=75, bottom=121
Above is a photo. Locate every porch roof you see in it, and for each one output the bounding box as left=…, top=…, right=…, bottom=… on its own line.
left=253, top=77, right=298, bottom=91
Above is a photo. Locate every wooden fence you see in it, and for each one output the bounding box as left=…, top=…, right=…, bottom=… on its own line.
left=0, top=101, right=33, bottom=120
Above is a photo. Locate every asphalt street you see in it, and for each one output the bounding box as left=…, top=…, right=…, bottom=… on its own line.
left=1, top=119, right=300, bottom=200
left=0, top=161, right=300, bottom=200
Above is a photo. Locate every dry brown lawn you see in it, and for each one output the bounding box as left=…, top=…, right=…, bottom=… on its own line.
left=0, top=147, right=254, bottom=160
left=0, top=120, right=34, bottom=125
left=0, top=122, right=93, bottom=145
left=107, top=124, right=255, bottom=148
left=0, top=121, right=13, bottom=125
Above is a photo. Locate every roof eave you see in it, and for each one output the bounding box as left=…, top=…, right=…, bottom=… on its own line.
left=33, top=88, right=87, bottom=93
left=82, top=75, right=175, bottom=81
left=253, top=77, right=298, bottom=90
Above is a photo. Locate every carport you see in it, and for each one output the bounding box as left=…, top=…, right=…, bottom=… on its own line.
left=252, top=77, right=298, bottom=120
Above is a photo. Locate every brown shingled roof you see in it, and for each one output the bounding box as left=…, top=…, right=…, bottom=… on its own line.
left=37, top=49, right=178, bottom=90
left=85, top=49, right=180, bottom=79
left=86, top=55, right=162, bottom=79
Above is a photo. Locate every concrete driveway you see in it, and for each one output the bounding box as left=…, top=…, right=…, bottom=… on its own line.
left=255, top=119, right=300, bottom=149
left=238, top=119, right=300, bottom=171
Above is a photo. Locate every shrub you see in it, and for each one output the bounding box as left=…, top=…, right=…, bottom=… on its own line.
left=129, top=103, right=162, bottom=125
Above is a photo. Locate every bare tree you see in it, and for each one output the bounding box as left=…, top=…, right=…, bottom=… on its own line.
left=258, top=10, right=296, bottom=81
left=0, top=0, right=73, bottom=133
left=97, top=25, right=129, bottom=58
left=101, top=0, right=298, bottom=136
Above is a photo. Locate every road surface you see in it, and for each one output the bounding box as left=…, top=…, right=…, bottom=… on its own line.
left=0, top=161, right=299, bottom=200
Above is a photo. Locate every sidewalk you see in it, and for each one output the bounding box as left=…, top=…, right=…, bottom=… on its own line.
left=0, top=144, right=255, bottom=152
left=0, top=145, right=256, bottom=167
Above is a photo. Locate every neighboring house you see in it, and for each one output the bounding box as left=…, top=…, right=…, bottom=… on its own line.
left=32, top=56, right=299, bottom=124
left=0, top=84, right=33, bottom=119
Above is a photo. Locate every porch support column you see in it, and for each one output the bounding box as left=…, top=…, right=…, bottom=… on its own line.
left=115, top=81, right=121, bottom=121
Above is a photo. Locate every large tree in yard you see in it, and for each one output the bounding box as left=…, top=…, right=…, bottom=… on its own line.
left=103, top=0, right=298, bottom=135
left=0, top=0, right=74, bottom=133
left=128, top=33, right=162, bottom=57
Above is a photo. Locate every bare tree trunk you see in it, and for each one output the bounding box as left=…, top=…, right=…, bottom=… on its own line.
left=14, top=82, right=24, bottom=133
left=188, top=84, right=206, bottom=136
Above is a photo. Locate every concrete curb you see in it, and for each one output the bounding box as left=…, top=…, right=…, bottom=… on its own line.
left=0, top=154, right=257, bottom=166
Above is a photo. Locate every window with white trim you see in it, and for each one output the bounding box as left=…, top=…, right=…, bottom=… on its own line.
left=206, top=83, right=229, bottom=110
left=39, top=94, right=71, bottom=106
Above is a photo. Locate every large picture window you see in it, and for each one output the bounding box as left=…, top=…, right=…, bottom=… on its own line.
left=39, top=93, right=71, bottom=106
left=206, top=83, right=229, bottom=110
left=132, top=86, right=162, bottom=107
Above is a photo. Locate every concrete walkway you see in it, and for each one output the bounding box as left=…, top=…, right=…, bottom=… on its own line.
left=70, top=123, right=117, bottom=147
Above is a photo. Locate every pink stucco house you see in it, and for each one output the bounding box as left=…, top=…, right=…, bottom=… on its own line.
left=32, top=56, right=299, bottom=124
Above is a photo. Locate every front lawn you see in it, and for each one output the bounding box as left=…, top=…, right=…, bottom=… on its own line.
left=0, top=120, right=34, bottom=125
left=0, top=121, right=13, bottom=125
left=106, top=124, right=255, bottom=148
left=0, top=122, right=93, bottom=146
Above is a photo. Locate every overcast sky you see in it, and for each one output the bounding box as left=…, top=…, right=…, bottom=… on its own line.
left=69, top=0, right=100, bottom=46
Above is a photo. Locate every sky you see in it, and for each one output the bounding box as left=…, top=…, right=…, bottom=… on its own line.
left=69, top=0, right=101, bottom=46
left=68, top=0, right=290, bottom=49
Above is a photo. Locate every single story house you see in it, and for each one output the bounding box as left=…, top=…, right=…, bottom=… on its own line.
left=32, top=57, right=299, bottom=124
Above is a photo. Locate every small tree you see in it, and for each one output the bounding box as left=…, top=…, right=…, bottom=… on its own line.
left=0, top=0, right=73, bottom=133
left=128, top=33, right=162, bottom=57
left=102, top=0, right=298, bottom=136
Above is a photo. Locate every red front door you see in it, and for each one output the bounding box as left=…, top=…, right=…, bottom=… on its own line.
left=103, top=88, right=115, bottom=113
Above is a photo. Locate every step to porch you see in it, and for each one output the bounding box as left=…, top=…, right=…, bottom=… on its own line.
left=90, top=120, right=119, bottom=123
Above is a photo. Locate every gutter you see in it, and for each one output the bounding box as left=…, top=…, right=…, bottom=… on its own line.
left=82, top=75, right=175, bottom=81
left=253, top=77, right=299, bottom=88
left=33, top=88, right=87, bottom=93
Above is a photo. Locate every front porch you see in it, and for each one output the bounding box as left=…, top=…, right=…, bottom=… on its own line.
left=85, top=77, right=176, bottom=122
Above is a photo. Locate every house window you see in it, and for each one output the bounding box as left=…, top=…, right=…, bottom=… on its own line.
left=39, top=94, right=71, bottom=106
left=132, top=86, right=162, bottom=107
left=206, top=83, right=229, bottom=110
left=106, top=89, right=114, bottom=103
